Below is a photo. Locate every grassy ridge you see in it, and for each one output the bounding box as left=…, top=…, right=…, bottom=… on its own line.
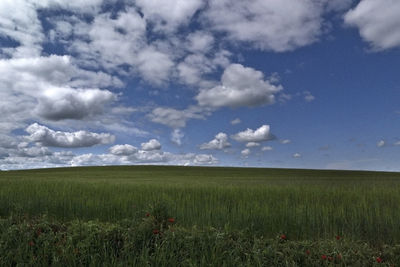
left=1, top=166, right=400, bottom=242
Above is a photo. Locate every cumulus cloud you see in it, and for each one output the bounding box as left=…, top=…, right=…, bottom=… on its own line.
left=0, top=55, right=119, bottom=134
left=25, top=123, right=115, bottom=148
left=16, top=146, right=53, bottom=158
left=177, top=52, right=229, bottom=87
left=344, top=0, right=400, bottom=50
left=69, top=9, right=147, bottom=71
left=241, top=148, right=251, bottom=157
left=186, top=31, right=215, bottom=53
left=141, top=139, right=162, bottom=151
left=37, top=87, right=116, bottom=121
left=377, top=140, right=385, bottom=147
left=280, top=139, right=291, bottom=144
left=293, top=153, right=302, bottom=158
left=246, top=142, right=260, bottom=148
left=200, top=133, right=231, bottom=150
left=148, top=106, right=207, bottom=128
left=303, top=91, right=316, bottom=102
left=196, top=64, right=282, bottom=108
left=136, top=46, right=174, bottom=85
left=135, top=0, right=204, bottom=31
left=73, top=146, right=218, bottom=167
left=109, top=144, right=138, bottom=156
left=262, top=146, right=273, bottom=151
left=171, top=129, right=184, bottom=146
left=0, top=0, right=44, bottom=57
left=204, top=0, right=325, bottom=52
left=232, top=125, right=274, bottom=143
left=193, top=154, right=218, bottom=165
left=231, top=118, right=241, bottom=125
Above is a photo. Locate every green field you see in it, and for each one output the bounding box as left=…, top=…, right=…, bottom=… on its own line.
left=1, top=165, right=400, bottom=243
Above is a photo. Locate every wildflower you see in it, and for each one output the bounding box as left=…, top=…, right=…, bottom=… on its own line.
left=328, top=256, right=333, bottom=261
left=145, top=213, right=150, bottom=217
left=321, top=255, right=327, bottom=260
left=29, top=241, right=34, bottom=246
left=376, top=257, right=382, bottom=263
left=306, top=250, right=310, bottom=255
left=336, top=254, right=342, bottom=260
left=280, top=234, right=286, bottom=240
left=153, top=229, right=160, bottom=235
left=336, top=235, right=341, bottom=240
left=36, top=229, right=42, bottom=237
left=167, top=218, right=175, bottom=223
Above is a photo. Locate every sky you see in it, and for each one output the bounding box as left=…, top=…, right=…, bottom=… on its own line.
left=0, top=0, right=400, bottom=171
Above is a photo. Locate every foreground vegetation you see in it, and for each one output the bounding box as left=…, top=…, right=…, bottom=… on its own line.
left=1, top=204, right=399, bottom=266
left=1, top=165, right=400, bottom=265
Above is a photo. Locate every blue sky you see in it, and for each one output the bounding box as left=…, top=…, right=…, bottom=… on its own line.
left=1, top=0, right=400, bottom=170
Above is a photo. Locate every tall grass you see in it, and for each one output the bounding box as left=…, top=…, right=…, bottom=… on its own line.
left=1, top=166, right=400, bottom=243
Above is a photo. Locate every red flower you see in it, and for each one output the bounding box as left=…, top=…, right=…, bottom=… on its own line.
left=152, top=229, right=160, bottom=235
left=376, top=257, right=383, bottom=263
left=336, top=235, right=341, bottom=240
left=36, top=229, right=42, bottom=237
left=167, top=218, right=175, bottom=223
left=328, top=256, right=333, bottom=261
left=29, top=241, right=34, bottom=246
left=145, top=212, right=150, bottom=217
left=306, top=250, right=310, bottom=255
left=321, top=255, right=327, bottom=260
left=337, top=254, right=342, bottom=260
left=280, top=234, right=286, bottom=240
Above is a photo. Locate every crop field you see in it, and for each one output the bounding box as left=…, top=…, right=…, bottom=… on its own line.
left=1, top=165, right=400, bottom=265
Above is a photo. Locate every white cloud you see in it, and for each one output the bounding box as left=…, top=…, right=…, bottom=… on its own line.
left=280, top=139, right=291, bottom=144
left=293, top=153, right=302, bottom=158
left=186, top=31, right=215, bottom=53
left=241, top=148, right=251, bottom=157
left=16, top=146, right=53, bottom=158
left=109, top=144, right=138, bottom=156
left=394, top=141, right=400, bottom=146
left=303, top=91, right=315, bottom=102
left=141, top=139, right=162, bottom=151
left=0, top=0, right=44, bottom=57
left=232, top=125, right=273, bottom=143
left=200, top=133, right=231, bottom=150
left=246, top=142, right=260, bottom=148
left=279, top=93, right=293, bottom=103
left=0, top=55, right=119, bottom=134
left=171, top=129, right=184, bottom=146
left=262, top=146, right=273, bottom=151
left=204, top=0, right=326, bottom=52
left=37, top=87, right=116, bottom=121
left=377, top=140, right=385, bottom=147
left=135, top=0, right=204, bottom=31
left=149, top=106, right=207, bottom=128
left=196, top=64, right=282, bottom=108
left=136, top=46, right=174, bottom=85
left=0, top=0, right=105, bottom=58
left=66, top=9, right=147, bottom=72
left=344, top=0, right=400, bottom=50
left=25, top=123, right=115, bottom=148
left=194, top=154, right=218, bottom=165
left=70, top=148, right=217, bottom=167
left=231, top=118, right=241, bottom=125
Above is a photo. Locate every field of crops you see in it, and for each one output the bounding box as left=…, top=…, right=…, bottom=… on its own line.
left=1, top=166, right=400, bottom=265
left=1, top=165, right=400, bottom=242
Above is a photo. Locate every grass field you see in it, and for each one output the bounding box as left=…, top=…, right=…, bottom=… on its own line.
left=1, top=165, right=400, bottom=243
